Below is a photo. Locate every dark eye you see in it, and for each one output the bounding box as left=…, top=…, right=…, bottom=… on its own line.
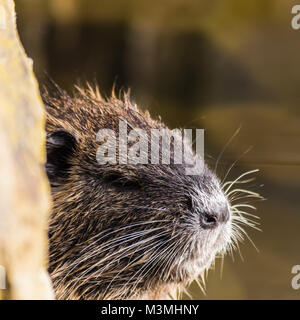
left=103, top=173, right=141, bottom=190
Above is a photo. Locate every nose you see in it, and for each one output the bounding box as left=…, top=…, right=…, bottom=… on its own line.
left=200, top=206, right=230, bottom=230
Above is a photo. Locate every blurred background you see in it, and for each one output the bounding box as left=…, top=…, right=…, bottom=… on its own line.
left=15, top=0, right=300, bottom=299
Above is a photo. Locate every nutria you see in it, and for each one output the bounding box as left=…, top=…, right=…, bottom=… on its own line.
left=43, top=82, right=259, bottom=300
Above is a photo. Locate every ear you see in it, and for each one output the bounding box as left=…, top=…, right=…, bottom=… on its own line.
left=46, top=130, right=78, bottom=186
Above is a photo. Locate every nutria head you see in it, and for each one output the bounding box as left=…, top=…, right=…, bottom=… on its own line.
left=43, top=84, right=255, bottom=300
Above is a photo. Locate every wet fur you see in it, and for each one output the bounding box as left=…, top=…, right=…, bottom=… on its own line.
left=43, top=83, right=258, bottom=300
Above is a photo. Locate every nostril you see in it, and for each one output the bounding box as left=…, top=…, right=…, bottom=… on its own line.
left=200, top=213, right=218, bottom=229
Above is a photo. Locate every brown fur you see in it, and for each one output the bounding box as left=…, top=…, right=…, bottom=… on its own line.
left=43, top=83, right=233, bottom=300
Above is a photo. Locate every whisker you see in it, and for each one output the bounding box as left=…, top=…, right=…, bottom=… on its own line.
left=80, top=230, right=169, bottom=279
left=224, top=169, right=260, bottom=194
left=227, top=188, right=262, bottom=198
left=221, top=146, right=253, bottom=185
left=214, top=126, right=242, bottom=173
left=102, top=239, right=166, bottom=298
left=60, top=227, right=167, bottom=284
left=232, top=203, right=257, bottom=211
left=232, top=223, right=259, bottom=253
left=231, top=209, right=260, bottom=220
left=66, top=232, right=170, bottom=297
left=222, top=177, right=257, bottom=188
left=127, top=236, right=178, bottom=295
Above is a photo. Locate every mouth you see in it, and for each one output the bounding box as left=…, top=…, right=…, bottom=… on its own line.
left=164, top=221, right=232, bottom=285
